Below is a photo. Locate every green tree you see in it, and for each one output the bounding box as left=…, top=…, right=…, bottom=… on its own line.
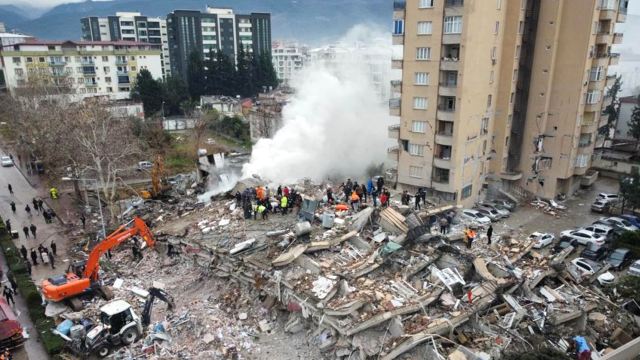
left=613, top=230, right=640, bottom=258
left=204, top=52, right=221, bottom=95
left=600, top=76, right=623, bottom=137
left=627, top=96, right=640, bottom=151
left=235, top=46, right=255, bottom=97
left=620, top=174, right=640, bottom=213
left=130, top=69, right=163, bottom=116
left=161, top=76, right=189, bottom=116
left=259, top=52, right=279, bottom=90
left=217, top=50, right=237, bottom=96
left=186, top=50, right=206, bottom=101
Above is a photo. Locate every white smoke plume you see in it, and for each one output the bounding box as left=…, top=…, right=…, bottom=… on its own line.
left=242, top=25, right=394, bottom=184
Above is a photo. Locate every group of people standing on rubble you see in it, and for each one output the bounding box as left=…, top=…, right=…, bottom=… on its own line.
left=329, top=176, right=390, bottom=210
left=236, top=185, right=303, bottom=220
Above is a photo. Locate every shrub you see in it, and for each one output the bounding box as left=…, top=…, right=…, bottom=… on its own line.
left=612, top=230, right=640, bottom=258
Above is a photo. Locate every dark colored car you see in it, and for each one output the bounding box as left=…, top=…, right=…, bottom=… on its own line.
left=553, top=237, right=578, bottom=254
left=605, top=248, right=634, bottom=270
left=620, top=215, right=640, bottom=228
left=580, top=243, right=608, bottom=261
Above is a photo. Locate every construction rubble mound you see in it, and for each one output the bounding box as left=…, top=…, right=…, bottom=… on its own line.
left=46, top=181, right=640, bottom=360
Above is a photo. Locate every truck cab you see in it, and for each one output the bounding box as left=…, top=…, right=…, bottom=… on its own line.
left=86, top=300, right=142, bottom=357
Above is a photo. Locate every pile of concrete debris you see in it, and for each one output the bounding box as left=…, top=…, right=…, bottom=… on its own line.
left=47, top=182, right=640, bottom=359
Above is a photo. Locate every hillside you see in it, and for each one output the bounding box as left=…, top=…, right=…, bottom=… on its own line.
left=3, top=0, right=391, bottom=44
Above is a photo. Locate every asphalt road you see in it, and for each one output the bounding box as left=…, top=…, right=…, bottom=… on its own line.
left=0, top=159, right=74, bottom=360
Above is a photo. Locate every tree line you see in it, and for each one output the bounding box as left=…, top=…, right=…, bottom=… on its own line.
left=132, top=47, right=278, bottom=117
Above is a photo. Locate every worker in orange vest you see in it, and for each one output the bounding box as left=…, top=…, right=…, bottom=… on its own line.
left=350, top=191, right=360, bottom=212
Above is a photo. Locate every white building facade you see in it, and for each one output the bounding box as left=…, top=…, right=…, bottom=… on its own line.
left=0, top=40, right=162, bottom=101
left=271, top=42, right=307, bottom=86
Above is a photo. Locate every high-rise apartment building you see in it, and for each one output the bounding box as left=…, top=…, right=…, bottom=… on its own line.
left=390, top=0, right=628, bottom=206
left=272, top=42, right=308, bottom=86
left=81, top=12, right=171, bottom=78
left=0, top=40, right=162, bottom=101
left=166, top=7, right=271, bottom=78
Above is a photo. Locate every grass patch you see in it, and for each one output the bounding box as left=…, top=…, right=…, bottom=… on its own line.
left=0, top=219, right=64, bottom=355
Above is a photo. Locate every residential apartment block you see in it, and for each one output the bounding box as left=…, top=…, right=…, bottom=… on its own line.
left=271, top=42, right=308, bottom=86
left=390, top=0, right=628, bottom=206
left=81, top=12, right=171, bottom=78
left=166, top=7, right=271, bottom=78
left=0, top=40, right=162, bottom=101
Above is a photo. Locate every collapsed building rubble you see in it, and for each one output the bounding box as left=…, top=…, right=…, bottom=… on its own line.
left=47, top=182, right=640, bottom=359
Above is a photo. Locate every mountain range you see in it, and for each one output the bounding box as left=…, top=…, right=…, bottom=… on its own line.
left=0, top=0, right=392, bottom=44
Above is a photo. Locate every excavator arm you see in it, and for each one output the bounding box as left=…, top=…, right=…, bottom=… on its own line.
left=142, top=287, right=174, bottom=327
left=84, top=217, right=155, bottom=281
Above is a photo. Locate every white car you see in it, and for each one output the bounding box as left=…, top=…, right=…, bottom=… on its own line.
left=583, top=224, right=614, bottom=238
left=560, top=229, right=605, bottom=246
left=597, top=193, right=620, bottom=202
left=0, top=156, right=13, bottom=167
left=473, top=206, right=501, bottom=221
left=628, top=260, right=640, bottom=277
left=529, top=232, right=555, bottom=249
left=478, top=202, right=510, bottom=218
left=571, top=257, right=601, bottom=277
left=460, top=209, right=492, bottom=225
left=604, top=217, right=639, bottom=232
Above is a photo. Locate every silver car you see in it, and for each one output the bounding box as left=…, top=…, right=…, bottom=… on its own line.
left=0, top=156, right=13, bottom=167
left=478, top=202, right=510, bottom=218
left=473, top=206, right=501, bottom=221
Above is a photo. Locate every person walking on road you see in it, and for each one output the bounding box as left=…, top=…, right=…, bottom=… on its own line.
left=38, top=245, right=46, bottom=263
left=29, top=224, right=36, bottom=238
left=7, top=275, right=17, bottom=294
left=486, top=225, right=493, bottom=245
left=37, top=199, right=43, bottom=212
left=80, top=214, right=86, bottom=229
left=22, top=226, right=29, bottom=239
left=50, top=241, right=57, bottom=256
left=24, top=204, right=31, bottom=218
left=9, top=201, right=15, bottom=214
left=5, top=220, right=10, bottom=235
left=3, top=287, right=14, bottom=306
left=30, top=249, right=38, bottom=265
left=48, top=249, right=55, bottom=269
left=25, top=260, right=31, bottom=275
left=19, top=245, right=27, bottom=261
left=7, top=184, right=12, bottom=195
left=32, top=198, right=38, bottom=213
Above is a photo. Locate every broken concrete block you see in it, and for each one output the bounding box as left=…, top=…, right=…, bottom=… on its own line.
left=388, top=316, right=404, bottom=337
left=203, top=333, right=216, bottom=344
left=238, top=312, right=248, bottom=320
left=258, top=320, right=272, bottom=333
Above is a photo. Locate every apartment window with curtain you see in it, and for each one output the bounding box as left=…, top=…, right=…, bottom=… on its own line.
left=480, top=117, right=489, bottom=135
left=443, top=16, right=462, bottom=34
left=408, top=143, right=425, bottom=156
left=590, top=66, right=604, bottom=81
left=415, top=72, right=429, bottom=85
left=586, top=90, right=601, bottom=104
left=413, top=97, right=428, bottom=109
left=575, top=154, right=589, bottom=168
left=393, top=20, right=404, bottom=35
left=412, top=121, right=427, bottom=133
left=409, top=166, right=423, bottom=178
left=416, top=47, right=431, bottom=60
left=419, top=0, right=435, bottom=8
left=417, top=21, right=433, bottom=35
left=461, top=184, right=473, bottom=199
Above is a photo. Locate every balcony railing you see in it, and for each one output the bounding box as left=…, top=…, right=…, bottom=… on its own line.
left=445, top=0, right=464, bottom=6
left=49, top=60, right=66, bottom=66
left=116, top=58, right=128, bottom=65
left=432, top=176, right=450, bottom=184
left=438, top=105, right=456, bottom=112
left=80, top=59, right=95, bottom=65
left=389, top=98, right=401, bottom=108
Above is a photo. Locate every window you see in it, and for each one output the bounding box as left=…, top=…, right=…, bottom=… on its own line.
left=586, top=90, right=601, bottom=104
left=518, top=21, right=524, bottom=34
left=443, top=16, right=462, bottom=34
left=461, top=184, right=472, bottom=199
left=11, top=57, right=20, bottom=64
left=590, top=66, right=604, bottom=81
left=415, top=72, right=429, bottom=85
left=521, top=0, right=527, bottom=9
left=505, top=136, right=510, bottom=146
left=408, top=143, right=425, bottom=156
left=515, top=45, right=521, bottom=58
left=412, top=121, right=427, bottom=133
left=417, top=21, right=433, bottom=35
left=38, top=57, right=45, bottom=63
left=513, top=69, right=518, bottom=80
left=496, top=0, right=502, bottom=9
left=495, top=21, right=500, bottom=34
left=14, top=68, right=23, bottom=76
left=575, top=154, right=589, bottom=168
left=393, top=20, right=404, bottom=35
left=579, top=133, right=592, bottom=147
left=489, top=70, right=494, bottom=84
left=105, top=77, right=112, bottom=83
left=481, top=117, right=489, bottom=135
left=409, top=166, right=423, bottom=178
left=416, top=47, right=431, bottom=60
left=491, top=47, right=497, bottom=60
left=102, top=56, right=108, bottom=62
left=419, top=0, right=434, bottom=8
left=507, top=114, right=513, bottom=127
left=510, top=92, right=515, bottom=104
left=413, top=97, right=428, bottom=109
left=103, top=66, right=110, bottom=73
left=487, top=94, right=492, bottom=108
left=26, top=57, right=33, bottom=63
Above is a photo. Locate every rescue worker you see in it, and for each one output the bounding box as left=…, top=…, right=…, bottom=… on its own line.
left=22, top=226, right=29, bottom=239
left=486, top=225, right=494, bottom=245
left=414, top=190, right=422, bottom=210
left=24, top=204, right=31, bottom=217
left=29, top=223, right=37, bottom=238
left=439, top=217, right=448, bottom=234
left=3, top=286, right=14, bottom=306
left=280, top=195, right=288, bottom=215
left=7, top=184, right=12, bottom=195
left=30, top=249, right=38, bottom=265
left=50, top=240, right=57, bottom=256
left=350, top=191, right=360, bottom=211
left=569, top=336, right=592, bottom=360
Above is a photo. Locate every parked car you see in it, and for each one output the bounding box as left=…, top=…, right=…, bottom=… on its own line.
left=580, top=243, right=608, bottom=261
left=571, top=257, right=601, bottom=276
left=473, top=206, right=502, bottom=221
left=0, top=156, right=13, bottom=167
left=597, top=272, right=616, bottom=286
left=628, top=260, right=640, bottom=277
left=460, top=209, right=492, bottom=225
left=490, top=199, right=516, bottom=211
left=137, top=161, right=153, bottom=171
left=478, top=202, right=510, bottom=218
left=597, top=193, right=620, bottom=202
left=560, top=229, right=605, bottom=246
left=604, top=217, right=639, bottom=232
left=583, top=224, right=615, bottom=239
left=605, top=248, right=633, bottom=270
left=619, top=214, right=640, bottom=228
left=591, top=199, right=611, bottom=213
left=529, top=232, right=555, bottom=249
left=554, top=237, right=578, bottom=253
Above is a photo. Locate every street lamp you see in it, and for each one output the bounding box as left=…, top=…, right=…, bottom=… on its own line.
left=61, top=177, right=106, bottom=240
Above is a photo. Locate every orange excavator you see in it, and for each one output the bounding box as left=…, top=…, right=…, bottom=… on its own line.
left=41, top=217, right=155, bottom=310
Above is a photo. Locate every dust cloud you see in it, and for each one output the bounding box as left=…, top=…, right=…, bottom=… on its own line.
left=242, top=25, right=393, bottom=184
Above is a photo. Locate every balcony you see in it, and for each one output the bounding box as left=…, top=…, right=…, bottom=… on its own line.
left=435, top=132, right=453, bottom=146
left=440, top=59, right=459, bottom=71
left=613, top=32, right=623, bottom=44
left=118, top=76, right=131, bottom=85
left=434, top=156, right=452, bottom=169
left=82, top=68, right=96, bottom=75
left=392, top=59, right=403, bottom=69
left=48, top=60, right=66, bottom=66
left=116, top=58, right=128, bottom=65
left=584, top=102, right=602, bottom=113
left=438, top=85, right=457, bottom=97
left=392, top=34, right=404, bottom=45
left=391, top=80, right=402, bottom=93
left=617, top=12, right=626, bottom=22
left=437, top=109, right=455, bottom=121
left=609, top=53, right=620, bottom=65
left=599, top=8, right=616, bottom=20
left=388, top=124, right=400, bottom=139
left=84, top=81, right=98, bottom=87
left=595, top=32, right=612, bottom=44
left=387, top=145, right=399, bottom=161
left=442, top=33, right=461, bottom=45
left=593, top=53, right=610, bottom=66
left=389, top=98, right=401, bottom=116
left=606, top=74, right=616, bottom=87
left=80, top=59, right=95, bottom=66
left=499, top=171, right=523, bottom=181
left=117, top=70, right=129, bottom=77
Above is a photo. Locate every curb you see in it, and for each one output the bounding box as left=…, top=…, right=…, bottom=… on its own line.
left=11, top=162, right=67, bottom=226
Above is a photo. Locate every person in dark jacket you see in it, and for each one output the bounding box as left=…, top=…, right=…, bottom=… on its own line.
left=487, top=225, right=494, bottom=245
left=29, top=224, right=37, bottom=238
left=19, top=245, right=27, bottom=261
left=22, top=226, right=29, bottom=239
left=30, top=249, right=38, bottom=265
